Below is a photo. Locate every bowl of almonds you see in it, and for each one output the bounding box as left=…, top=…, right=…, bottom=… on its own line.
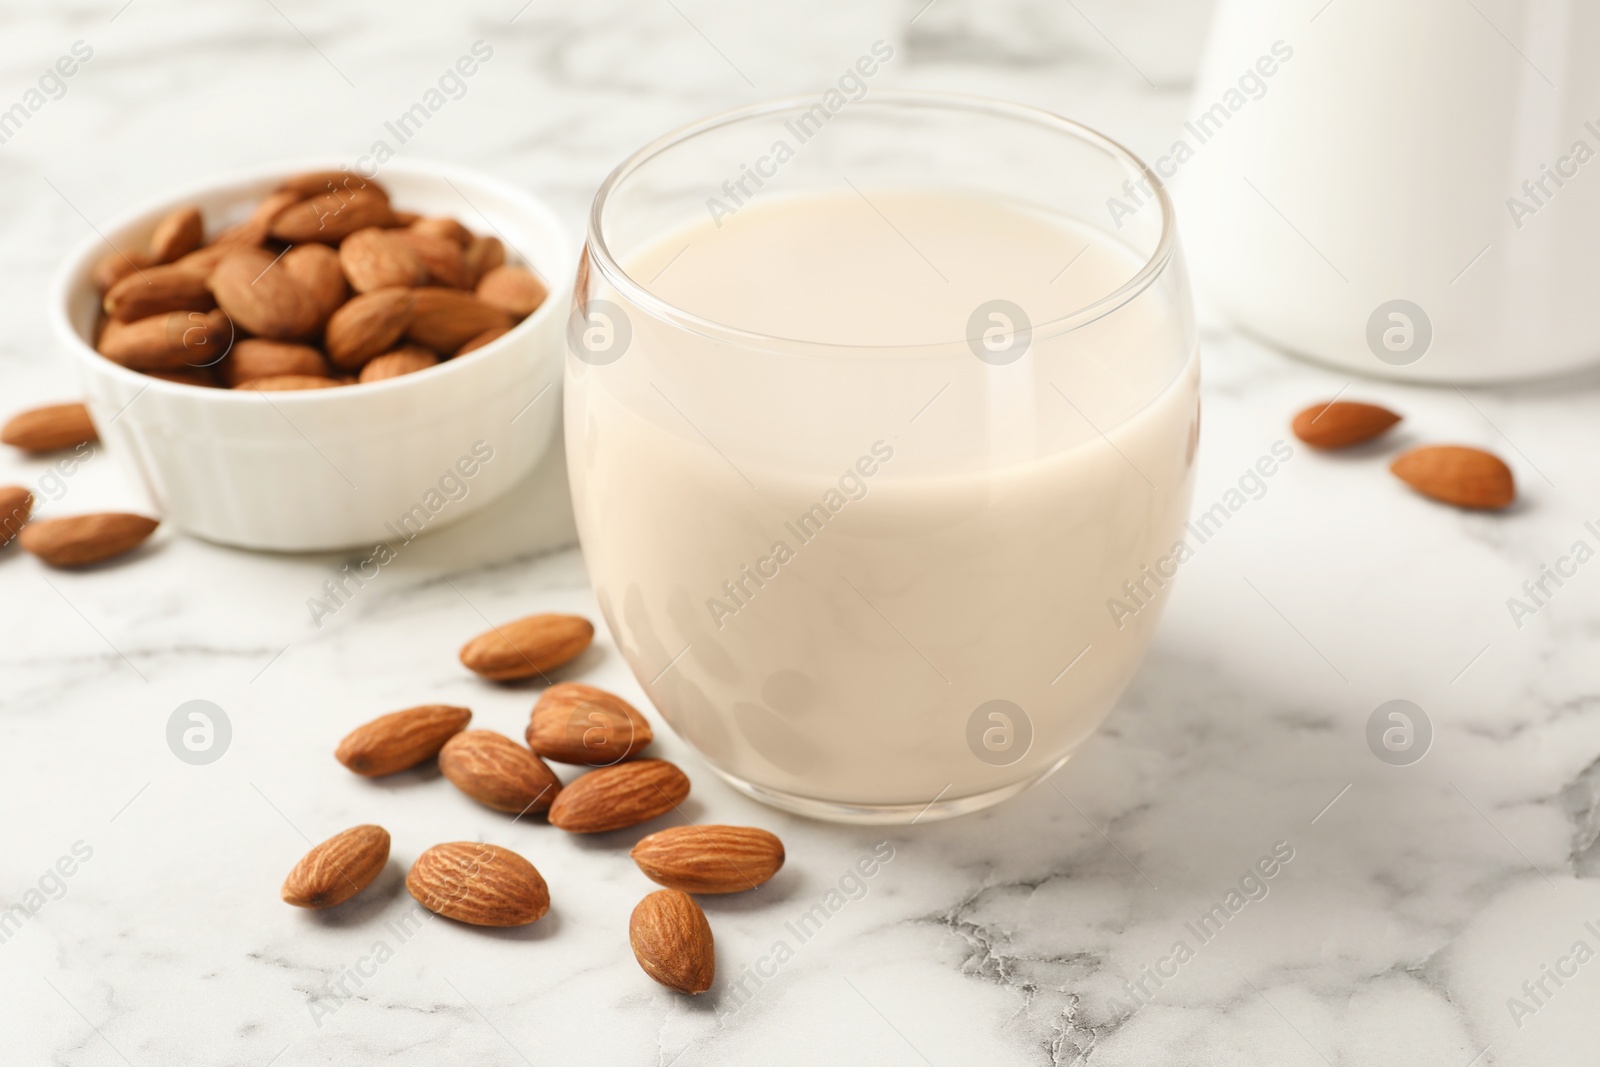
left=50, top=159, right=574, bottom=551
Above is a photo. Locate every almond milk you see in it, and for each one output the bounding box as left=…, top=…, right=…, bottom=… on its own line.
left=568, top=188, right=1198, bottom=815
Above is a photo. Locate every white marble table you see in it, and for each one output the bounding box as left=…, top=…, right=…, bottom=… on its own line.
left=4, top=1, right=1600, bottom=1064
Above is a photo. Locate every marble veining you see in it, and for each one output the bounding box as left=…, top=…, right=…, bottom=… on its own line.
left=2, top=0, right=1600, bottom=1064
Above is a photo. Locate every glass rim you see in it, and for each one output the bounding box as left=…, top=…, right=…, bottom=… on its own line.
left=585, top=89, right=1177, bottom=356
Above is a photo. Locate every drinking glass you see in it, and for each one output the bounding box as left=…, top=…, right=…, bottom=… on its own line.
left=567, top=91, right=1198, bottom=823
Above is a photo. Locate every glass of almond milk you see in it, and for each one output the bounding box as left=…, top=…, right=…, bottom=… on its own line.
left=567, top=91, right=1199, bottom=823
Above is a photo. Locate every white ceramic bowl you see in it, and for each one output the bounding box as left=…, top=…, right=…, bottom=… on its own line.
left=50, top=159, right=574, bottom=551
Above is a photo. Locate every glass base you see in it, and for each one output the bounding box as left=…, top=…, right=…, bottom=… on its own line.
left=708, top=755, right=1073, bottom=825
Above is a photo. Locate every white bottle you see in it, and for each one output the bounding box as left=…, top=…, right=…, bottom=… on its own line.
left=1179, top=0, right=1600, bottom=382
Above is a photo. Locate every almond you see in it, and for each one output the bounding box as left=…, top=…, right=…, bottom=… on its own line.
left=277, top=170, right=387, bottom=200
left=340, top=228, right=426, bottom=293
left=459, top=613, right=594, bottom=681
left=391, top=209, right=422, bottom=227
left=630, top=826, right=785, bottom=894
left=0, top=485, right=33, bottom=547
left=97, top=310, right=230, bottom=371
left=19, top=512, right=159, bottom=566
left=1391, top=445, right=1515, bottom=510
left=1291, top=400, right=1401, bottom=450
left=439, top=730, right=562, bottom=814
left=2, top=402, right=97, bottom=453
left=630, top=889, right=714, bottom=994
left=237, top=375, right=343, bottom=392
left=281, top=243, right=348, bottom=329
left=223, top=339, right=329, bottom=386
left=209, top=248, right=320, bottom=340
left=281, top=825, right=390, bottom=909
left=410, top=216, right=473, bottom=246
left=463, top=235, right=505, bottom=287
left=168, top=244, right=231, bottom=281
left=396, top=231, right=470, bottom=289
left=406, top=288, right=513, bottom=354
left=359, top=346, right=436, bottom=383
left=214, top=189, right=302, bottom=249
left=406, top=842, right=549, bottom=926
left=456, top=326, right=510, bottom=357
left=335, top=704, right=471, bottom=776
left=526, top=683, right=653, bottom=765
left=148, top=205, right=204, bottom=264
left=104, top=263, right=216, bottom=323
left=325, top=287, right=415, bottom=370
left=547, top=758, right=690, bottom=834
left=92, top=248, right=152, bottom=293
left=270, top=186, right=395, bottom=244
left=476, top=266, right=548, bottom=319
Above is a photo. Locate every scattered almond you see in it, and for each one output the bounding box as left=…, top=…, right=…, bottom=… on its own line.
left=104, top=264, right=216, bottom=323
left=1391, top=445, right=1515, bottom=510
left=341, top=228, right=426, bottom=293
left=0, top=485, right=33, bottom=547
left=149, top=205, right=204, bottom=264
left=325, top=287, right=415, bottom=370
left=459, top=613, right=594, bottom=681
left=631, top=826, right=785, bottom=894
left=527, top=682, right=653, bottom=765
left=1291, top=400, right=1401, bottom=450
left=359, top=346, right=437, bottom=383
left=224, top=340, right=329, bottom=387
left=2, top=402, right=97, bottom=453
left=336, top=704, right=472, bottom=777
left=407, top=842, right=549, bottom=926
left=237, top=375, right=342, bottom=392
left=439, top=729, right=562, bottom=814
left=281, top=825, right=390, bottom=909
left=548, top=758, right=690, bottom=834
left=19, top=512, right=159, bottom=566
left=476, top=266, right=548, bottom=319
left=456, top=326, right=509, bottom=357
left=630, top=889, right=714, bottom=994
